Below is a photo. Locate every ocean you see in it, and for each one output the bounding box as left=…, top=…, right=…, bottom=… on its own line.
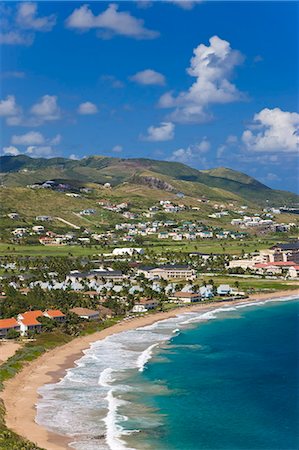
left=36, top=296, right=299, bottom=450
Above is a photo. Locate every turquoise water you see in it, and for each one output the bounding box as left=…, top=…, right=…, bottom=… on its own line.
left=123, top=300, right=299, bottom=450
left=37, top=298, right=299, bottom=450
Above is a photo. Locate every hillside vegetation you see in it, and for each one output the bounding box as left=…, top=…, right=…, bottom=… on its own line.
left=0, top=155, right=298, bottom=206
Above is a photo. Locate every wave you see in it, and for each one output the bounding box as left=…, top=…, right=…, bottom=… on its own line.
left=36, top=294, right=298, bottom=449
left=136, top=343, right=159, bottom=372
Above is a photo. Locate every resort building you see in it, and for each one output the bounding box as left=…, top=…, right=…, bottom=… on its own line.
left=70, top=308, right=100, bottom=320
left=0, top=318, right=20, bottom=338
left=17, top=311, right=43, bottom=336
left=43, top=310, right=66, bottom=322
left=172, top=292, right=202, bottom=303
left=138, top=265, right=195, bottom=280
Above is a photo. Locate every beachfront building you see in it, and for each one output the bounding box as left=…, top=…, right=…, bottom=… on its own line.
left=132, top=298, right=159, bottom=313
left=17, top=311, right=43, bottom=336
left=288, top=265, right=299, bottom=279
left=138, top=265, right=195, bottom=281
left=217, top=285, right=232, bottom=296
left=43, top=310, right=66, bottom=322
left=0, top=318, right=20, bottom=338
left=172, top=292, right=202, bottom=303
left=70, top=307, right=100, bottom=320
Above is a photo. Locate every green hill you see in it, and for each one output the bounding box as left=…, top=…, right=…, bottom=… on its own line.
left=0, top=155, right=298, bottom=206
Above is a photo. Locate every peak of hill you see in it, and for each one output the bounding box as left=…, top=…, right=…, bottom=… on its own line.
left=0, top=155, right=297, bottom=206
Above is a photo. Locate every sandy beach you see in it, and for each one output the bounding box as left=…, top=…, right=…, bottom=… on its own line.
left=1, top=289, right=298, bottom=450
left=0, top=341, right=21, bottom=365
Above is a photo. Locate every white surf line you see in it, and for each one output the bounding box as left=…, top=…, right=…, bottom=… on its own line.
left=55, top=216, right=80, bottom=229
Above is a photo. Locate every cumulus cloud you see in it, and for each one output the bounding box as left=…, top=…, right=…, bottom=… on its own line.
left=170, top=138, right=211, bottom=164
left=77, top=102, right=98, bottom=115
left=165, top=1, right=203, bottom=10
left=11, top=131, right=45, bottom=146
left=142, top=122, right=175, bottom=141
left=217, top=134, right=238, bottom=158
left=26, top=145, right=56, bottom=158
left=0, top=95, right=20, bottom=117
left=16, top=2, right=56, bottom=31
left=112, top=145, right=123, bottom=153
left=242, top=108, right=299, bottom=153
left=159, top=36, right=244, bottom=123
left=101, top=75, right=124, bottom=88
left=2, top=146, right=20, bottom=156
left=9, top=130, right=61, bottom=158
left=130, top=69, right=165, bottom=86
left=3, top=94, right=61, bottom=127
left=30, top=95, right=60, bottom=121
left=0, top=2, right=56, bottom=46
left=65, top=3, right=159, bottom=40
left=0, top=31, right=34, bottom=46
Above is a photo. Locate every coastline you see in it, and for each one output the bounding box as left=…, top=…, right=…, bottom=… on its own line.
left=1, top=289, right=298, bottom=450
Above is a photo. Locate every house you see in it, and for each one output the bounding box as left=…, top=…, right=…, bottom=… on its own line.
left=254, top=261, right=295, bottom=275
left=173, top=292, right=201, bottom=303
left=17, top=310, right=43, bottom=335
left=199, top=285, right=214, bottom=298
left=217, top=284, right=232, bottom=296
left=98, top=305, right=114, bottom=318
left=43, top=309, right=66, bottom=322
left=288, top=265, right=299, bottom=279
left=32, top=225, right=45, bottom=233
left=132, top=298, right=158, bottom=313
left=70, top=307, right=100, bottom=320
left=0, top=318, right=20, bottom=338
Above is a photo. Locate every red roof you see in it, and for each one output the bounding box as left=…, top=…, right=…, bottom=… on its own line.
left=44, top=309, right=65, bottom=318
left=19, top=310, right=43, bottom=326
left=174, top=291, right=201, bottom=297
left=0, top=318, right=19, bottom=329
left=290, top=265, right=299, bottom=270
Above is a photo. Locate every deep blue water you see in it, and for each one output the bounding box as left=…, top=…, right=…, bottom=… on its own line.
left=126, top=300, right=299, bottom=450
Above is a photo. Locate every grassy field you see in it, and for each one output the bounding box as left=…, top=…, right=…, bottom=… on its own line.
left=0, top=235, right=293, bottom=257
left=196, top=275, right=299, bottom=293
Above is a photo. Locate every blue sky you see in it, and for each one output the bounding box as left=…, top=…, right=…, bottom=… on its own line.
left=0, top=1, right=298, bottom=192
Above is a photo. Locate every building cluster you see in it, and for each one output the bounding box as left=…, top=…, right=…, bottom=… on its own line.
left=228, top=241, right=299, bottom=278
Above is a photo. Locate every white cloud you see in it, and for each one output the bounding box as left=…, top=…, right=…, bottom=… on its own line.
left=170, top=138, right=211, bottom=164
left=65, top=4, right=159, bottom=40
left=101, top=75, right=124, bottom=88
left=77, top=101, right=98, bottom=115
left=11, top=131, right=45, bottom=146
left=30, top=95, right=60, bottom=121
left=0, top=31, right=34, bottom=46
left=242, top=108, right=299, bottom=153
left=216, top=134, right=238, bottom=158
left=26, top=145, right=56, bottom=158
left=16, top=2, right=56, bottom=31
left=69, top=153, right=80, bottom=160
left=142, top=122, right=175, bottom=141
left=0, top=2, right=56, bottom=46
left=0, top=95, right=20, bottom=116
left=130, top=69, right=165, bottom=86
left=159, top=36, right=244, bottom=123
left=50, top=134, right=61, bottom=145
left=2, top=146, right=20, bottom=156
left=112, top=145, right=123, bottom=153
left=166, top=1, right=203, bottom=10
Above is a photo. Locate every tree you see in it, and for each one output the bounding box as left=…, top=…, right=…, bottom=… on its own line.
left=6, top=328, right=20, bottom=339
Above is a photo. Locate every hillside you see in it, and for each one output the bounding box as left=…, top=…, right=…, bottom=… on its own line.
left=0, top=155, right=298, bottom=206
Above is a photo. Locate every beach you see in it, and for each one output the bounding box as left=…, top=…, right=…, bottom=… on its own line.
left=1, top=289, right=298, bottom=450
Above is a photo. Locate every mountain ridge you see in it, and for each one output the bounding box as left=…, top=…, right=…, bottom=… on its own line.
left=0, top=154, right=297, bottom=206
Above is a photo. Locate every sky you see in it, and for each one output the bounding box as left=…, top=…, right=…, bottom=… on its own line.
left=0, top=1, right=298, bottom=193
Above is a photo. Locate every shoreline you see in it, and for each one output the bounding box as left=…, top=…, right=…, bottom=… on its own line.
left=1, top=289, right=298, bottom=450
